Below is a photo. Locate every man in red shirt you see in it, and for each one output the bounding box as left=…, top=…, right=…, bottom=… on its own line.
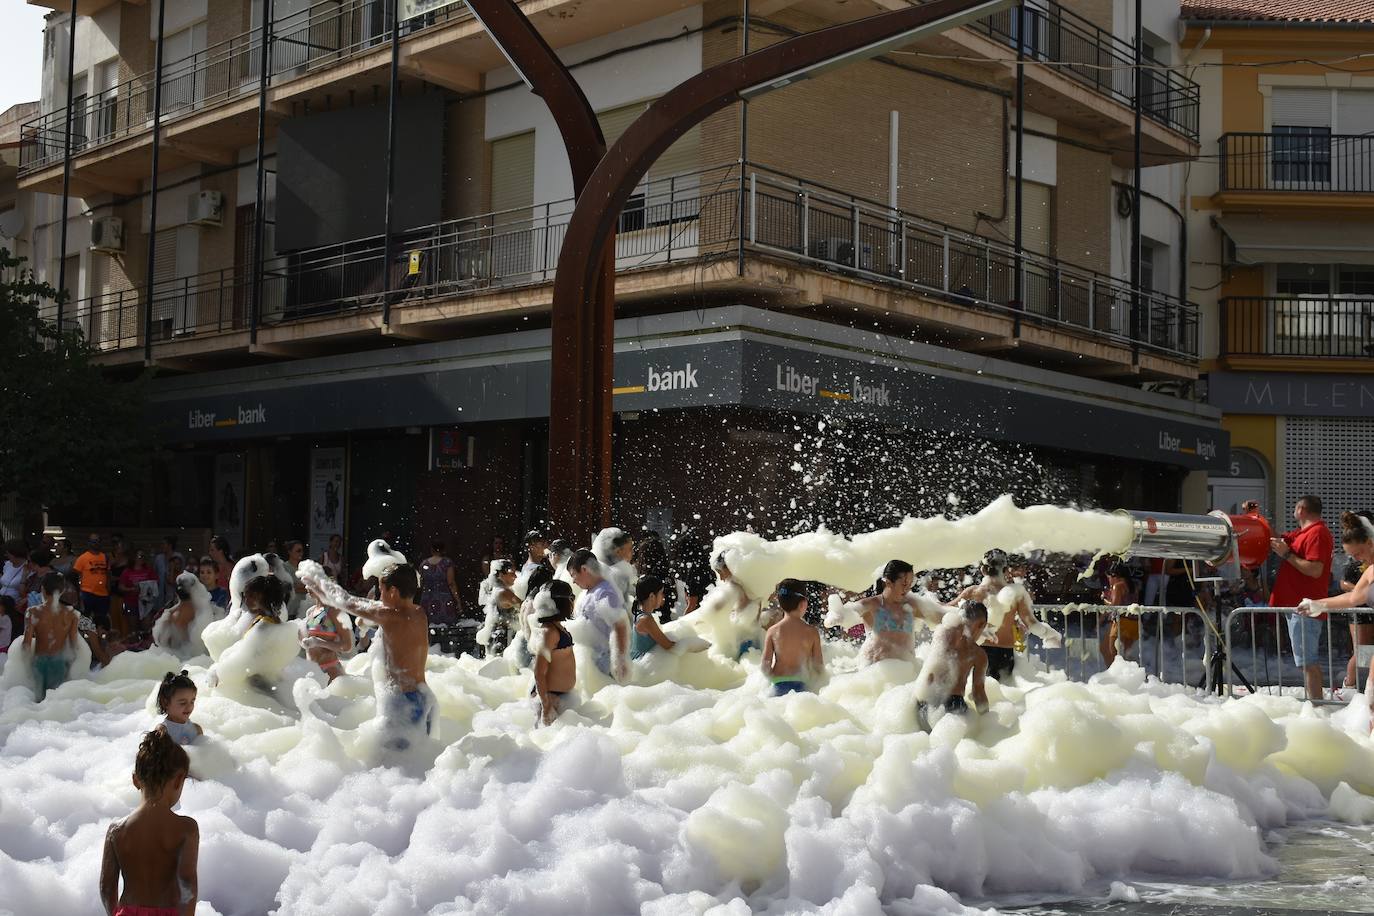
left=1270, top=494, right=1334, bottom=701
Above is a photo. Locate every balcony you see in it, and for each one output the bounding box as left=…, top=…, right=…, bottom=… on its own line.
left=1220, top=296, right=1374, bottom=362
left=1216, top=133, right=1374, bottom=211
left=972, top=0, right=1199, bottom=142
left=45, top=163, right=1197, bottom=378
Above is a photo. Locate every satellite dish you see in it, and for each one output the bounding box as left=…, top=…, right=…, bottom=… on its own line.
left=0, top=209, right=24, bottom=238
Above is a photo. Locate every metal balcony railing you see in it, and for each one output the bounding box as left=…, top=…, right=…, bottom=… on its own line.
left=19, top=0, right=471, bottom=174
left=1220, top=296, right=1374, bottom=358
left=46, top=164, right=1199, bottom=361
left=973, top=0, right=1200, bottom=141
left=1218, top=133, right=1374, bottom=194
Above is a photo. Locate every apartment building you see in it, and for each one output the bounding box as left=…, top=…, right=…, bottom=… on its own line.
left=1184, top=1, right=1374, bottom=533
left=19, top=0, right=1223, bottom=568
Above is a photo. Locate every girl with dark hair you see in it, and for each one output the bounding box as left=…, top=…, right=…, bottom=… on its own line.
left=850, top=559, right=935, bottom=665
left=630, top=575, right=679, bottom=661
left=209, top=536, right=234, bottom=591
left=156, top=670, right=203, bottom=746
left=530, top=581, right=577, bottom=726
left=633, top=533, right=679, bottom=624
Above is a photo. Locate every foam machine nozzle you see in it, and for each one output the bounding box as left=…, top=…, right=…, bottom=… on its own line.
left=1116, top=509, right=1273, bottom=570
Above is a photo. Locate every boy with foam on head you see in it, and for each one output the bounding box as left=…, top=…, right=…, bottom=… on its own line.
left=301, top=547, right=438, bottom=748
left=100, top=729, right=199, bottom=916
left=761, top=579, right=823, bottom=696
left=915, top=600, right=991, bottom=732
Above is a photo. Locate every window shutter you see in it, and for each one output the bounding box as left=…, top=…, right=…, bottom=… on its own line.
left=1272, top=88, right=1332, bottom=128
left=490, top=131, right=535, bottom=223
left=1010, top=179, right=1053, bottom=256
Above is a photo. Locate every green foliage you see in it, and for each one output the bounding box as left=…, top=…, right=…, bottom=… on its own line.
left=0, top=247, right=149, bottom=511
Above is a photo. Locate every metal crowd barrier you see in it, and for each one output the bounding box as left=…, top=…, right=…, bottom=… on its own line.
left=1029, top=604, right=1216, bottom=689
left=1223, top=606, right=1374, bottom=706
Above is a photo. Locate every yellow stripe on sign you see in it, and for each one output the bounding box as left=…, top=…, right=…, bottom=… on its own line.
left=613, top=386, right=647, bottom=395
left=819, top=390, right=852, bottom=400
left=1180, top=447, right=1197, bottom=455
left=214, top=419, right=238, bottom=427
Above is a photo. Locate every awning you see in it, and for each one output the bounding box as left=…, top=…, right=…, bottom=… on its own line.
left=1216, top=216, right=1374, bottom=266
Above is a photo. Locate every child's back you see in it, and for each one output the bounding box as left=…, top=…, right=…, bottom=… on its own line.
left=101, top=729, right=198, bottom=916
left=106, top=806, right=197, bottom=912
left=763, top=580, right=822, bottom=696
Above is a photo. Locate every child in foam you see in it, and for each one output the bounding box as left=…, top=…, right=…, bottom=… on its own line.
left=630, top=576, right=680, bottom=661
left=761, top=579, right=823, bottom=696
left=955, top=550, right=1062, bottom=682
left=568, top=549, right=631, bottom=683
left=476, top=560, right=520, bottom=658
left=302, top=551, right=438, bottom=749
left=689, top=553, right=764, bottom=661
left=593, top=527, right=639, bottom=608
left=915, top=600, right=990, bottom=732
left=152, top=572, right=217, bottom=659
left=21, top=571, right=80, bottom=700
left=530, top=580, right=577, bottom=726
left=155, top=671, right=203, bottom=747
left=100, top=730, right=199, bottom=916
left=1099, top=561, right=1139, bottom=666
left=299, top=598, right=354, bottom=682
left=202, top=553, right=304, bottom=707
left=824, top=560, right=945, bottom=665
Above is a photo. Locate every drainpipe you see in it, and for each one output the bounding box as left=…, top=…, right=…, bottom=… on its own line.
left=142, top=0, right=168, bottom=365
left=55, top=0, right=78, bottom=334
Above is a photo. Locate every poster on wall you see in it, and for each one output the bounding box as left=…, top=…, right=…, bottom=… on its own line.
left=213, top=453, right=246, bottom=554
left=309, top=446, right=346, bottom=554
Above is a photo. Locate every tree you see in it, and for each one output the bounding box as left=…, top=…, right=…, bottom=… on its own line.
left=0, top=248, right=149, bottom=525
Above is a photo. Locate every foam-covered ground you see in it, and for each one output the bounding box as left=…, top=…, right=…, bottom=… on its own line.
left=3, top=635, right=1374, bottom=916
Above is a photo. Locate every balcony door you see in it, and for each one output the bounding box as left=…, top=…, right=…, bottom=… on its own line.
left=1273, top=263, right=1374, bottom=357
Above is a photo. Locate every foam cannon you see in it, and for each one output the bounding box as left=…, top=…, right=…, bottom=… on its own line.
left=1117, top=510, right=1273, bottom=573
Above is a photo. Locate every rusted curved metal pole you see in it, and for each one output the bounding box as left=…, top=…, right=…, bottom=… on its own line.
left=468, top=0, right=615, bottom=541
left=552, top=0, right=1009, bottom=331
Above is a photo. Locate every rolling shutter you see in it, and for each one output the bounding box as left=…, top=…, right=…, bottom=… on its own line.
left=1011, top=179, right=1053, bottom=257
left=1272, top=88, right=1332, bottom=128
left=490, top=131, right=535, bottom=221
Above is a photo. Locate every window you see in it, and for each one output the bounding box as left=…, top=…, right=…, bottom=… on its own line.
left=1272, top=126, right=1331, bottom=184
left=1276, top=263, right=1330, bottom=297
left=1338, top=265, right=1374, bottom=296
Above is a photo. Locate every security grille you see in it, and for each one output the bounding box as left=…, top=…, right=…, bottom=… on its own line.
left=1282, top=415, right=1374, bottom=569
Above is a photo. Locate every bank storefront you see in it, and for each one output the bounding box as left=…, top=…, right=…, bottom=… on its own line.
left=144, top=306, right=1228, bottom=576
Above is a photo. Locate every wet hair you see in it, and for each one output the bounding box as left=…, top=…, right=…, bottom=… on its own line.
left=40, top=571, right=66, bottom=597
left=980, top=549, right=1008, bottom=575
left=1298, top=495, right=1324, bottom=516
left=5, top=540, right=27, bottom=560
left=133, top=729, right=189, bottom=798
left=711, top=552, right=730, bottom=572
left=1341, top=511, right=1374, bottom=545
left=961, top=600, right=989, bottom=624
left=381, top=564, right=421, bottom=601
left=876, top=559, right=915, bottom=593
left=776, top=578, right=807, bottom=613
left=567, top=549, right=599, bottom=575
left=549, top=539, right=570, bottom=557
left=156, top=670, right=197, bottom=714
left=634, top=575, right=665, bottom=610
left=525, top=529, right=547, bottom=545
left=1108, top=561, right=1132, bottom=579
left=243, top=574, right=288, bottom=618
left=540, top=580, right=576, bottom=622
left=525, top=565, right=554, bottom=596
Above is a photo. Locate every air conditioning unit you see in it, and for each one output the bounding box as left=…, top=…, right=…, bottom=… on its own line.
left=90, top=216, right=125, bottom=253
left=811, top=236, right=874, bottom=270
left=187, top=190, right=224, bottom=227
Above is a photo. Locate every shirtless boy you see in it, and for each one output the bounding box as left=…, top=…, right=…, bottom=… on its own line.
left=956, top=550, right=1034, bottom=682
left=100, top=729, right=199, bottom=916
left=761, top=579, right=823, bottom=695
left=23, top=571, right=79, bottom=700
left=305, top=561, right=435, bottom=746
left=915, top=601, right=990, bottom=731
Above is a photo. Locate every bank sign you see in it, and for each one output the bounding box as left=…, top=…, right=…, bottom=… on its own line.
left=149, top=335, right=1226, bottom=471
